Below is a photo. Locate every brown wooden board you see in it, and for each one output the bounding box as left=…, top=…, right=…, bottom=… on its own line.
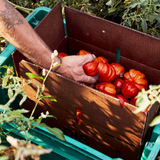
left=12, top=2, right=160, bottom=160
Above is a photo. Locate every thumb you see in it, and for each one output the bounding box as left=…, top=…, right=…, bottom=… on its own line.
left=79, top=54, right=96, bottom=66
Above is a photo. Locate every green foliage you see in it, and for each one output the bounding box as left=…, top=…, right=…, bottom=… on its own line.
left=121, top=0, right=160, bottom=37
left=0, top=57, right=65, bottom=157
left=133, top=84, right=160, bottom=126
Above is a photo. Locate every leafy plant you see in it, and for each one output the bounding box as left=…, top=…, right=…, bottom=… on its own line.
left=121, top=0, right=160, bottom=37
left=0, top=50, right=65, bottom=159
left=133, top=84, right=160, bottom=127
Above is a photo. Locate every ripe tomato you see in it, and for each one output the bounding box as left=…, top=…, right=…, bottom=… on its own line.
left=95, top=82, right=116, bottom=97
left=112, top=78, right=125, bottom=94
left=77, top=50, right=90, bottom=55
left=104, top=64, right=116, bottom=82
left=58, top=52, right=68, bottom=58
left=111, top=63, right=125, bottom=78
left=83, top=57, right=99, bottom=76
left=116, top=94, right=129, bottom=108
left=98, top=56, right=108, bottom=64
left=130, top=97, right=137, bottom=106
left=97, top=58, right=109, bottom=82
left=121, top=82, right=139, bottom=99
left=77, top=50, right=99, bottom=76
left=124, top=69, right=148, bottom=91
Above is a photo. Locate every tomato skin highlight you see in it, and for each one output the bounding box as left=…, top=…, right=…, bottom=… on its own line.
left=116, top=94, right=129, bottom=108
left=95, top=82, right=116, bottom=97
left=112, top=78, right=125, bottom=94
left=121, top=82, right=139, bottom=99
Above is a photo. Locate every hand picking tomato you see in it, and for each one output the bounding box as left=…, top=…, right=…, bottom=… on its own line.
left=77, top=50, right=99, bottom=76
left=121, top=82, right=139, bottom=99
left=95, top=82, right=116, bottom=97
left=83, top=57, right=99, bottom=76
left=116, top=94, right=129, bottom=108
left=58, top=52, right=68, bottom=58
left=111, top=63, right=125, bottom=78
left=124, top=69, right=148, bottom=91
left=112, top=78, right=125, bottom=94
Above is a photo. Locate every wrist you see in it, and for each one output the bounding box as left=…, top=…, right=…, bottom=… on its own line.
left=52, top=56, right=62, bottom=72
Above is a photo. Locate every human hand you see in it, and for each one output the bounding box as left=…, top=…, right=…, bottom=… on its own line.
left=56, top=54, right=98, bottom=84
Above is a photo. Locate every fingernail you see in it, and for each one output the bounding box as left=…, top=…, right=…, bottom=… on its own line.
left=92, top=54, right=96, bottom=59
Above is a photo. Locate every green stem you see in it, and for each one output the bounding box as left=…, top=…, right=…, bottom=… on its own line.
left=5, top=92, right=19, bottom=107
left=29, top=99, right=40, bottom=119
left=2, top=125, right=19, bottom=139
left=7, top=0, right=33, bottom=14
left=29, top=59, right=55, bottom=119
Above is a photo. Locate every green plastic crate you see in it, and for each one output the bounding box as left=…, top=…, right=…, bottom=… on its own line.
left=0, top=7, right=51, bottom=105
left=1, top=123, right=122, bottom=160
left=141, top=124, right=160, bottom=160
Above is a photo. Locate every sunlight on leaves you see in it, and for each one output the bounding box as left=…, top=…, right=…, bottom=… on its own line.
left=150, top=115, right=160, bottom=127
left=25, top=72, right=44, bottom=80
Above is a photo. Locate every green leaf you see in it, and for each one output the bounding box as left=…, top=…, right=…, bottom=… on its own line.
left=2, top=76, right=10, bottom=88
left=0, top=105, right=10, bottom=111
left=149, top=115, right=160, bottom=127
left=40, top=95, right=57, bottom=102
left=106, top=0, right=117, bottom=6
left=19, top=94, right=27, bottom=106
left=47, top=115, right=57, bottom=119
left=0, top=156, right=9, bottom=160
left=33, top=117, right=43, bottom=129
left=128, top=2, right=141, bottom=8
left=25, top=72, right=44, bottom=80
left=141, top=17, right=147, bottom=33
left=108, top=7, right=116, bottom=13
left=0, top=145, right=8, bottom=151
left=39, top=123, right=66, bottom=141
left=8, top=88, right=13, bottom=99
left=146, top=13, right=158, bottom=22
left=133, top=94, right=151, bottom=114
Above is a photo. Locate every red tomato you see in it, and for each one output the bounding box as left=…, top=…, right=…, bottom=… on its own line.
left=95, top=82, right=116, bottom=97
left=97, top=59, right=109, bottom=82
left=83, top=57, right=99, bottom=76
left=77, top=50, right=90, bottom=55
left=98, top=56, right=108, bottom=64
left=130, top=97, right=137, bottom=106
left=104, top=64, right=116, bottom=82
left=77, top=50, right=99, bottom=76
left=111, top=63, right=125, bottom=78
left=112, top=78, right=125, bottom=94
left=121, top=82, right=139, bottom=99
left=58, top=52, right=68, bottom=58
left=124, top=69, right=148, bottom=91
left=116, top=94, right=129, bottom=108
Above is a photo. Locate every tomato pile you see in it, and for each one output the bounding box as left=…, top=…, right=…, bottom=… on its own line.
left=58, top=50, right=148, bottom=109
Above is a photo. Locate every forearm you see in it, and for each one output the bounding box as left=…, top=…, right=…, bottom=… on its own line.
left=0, top=0, right=61, bottom=70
